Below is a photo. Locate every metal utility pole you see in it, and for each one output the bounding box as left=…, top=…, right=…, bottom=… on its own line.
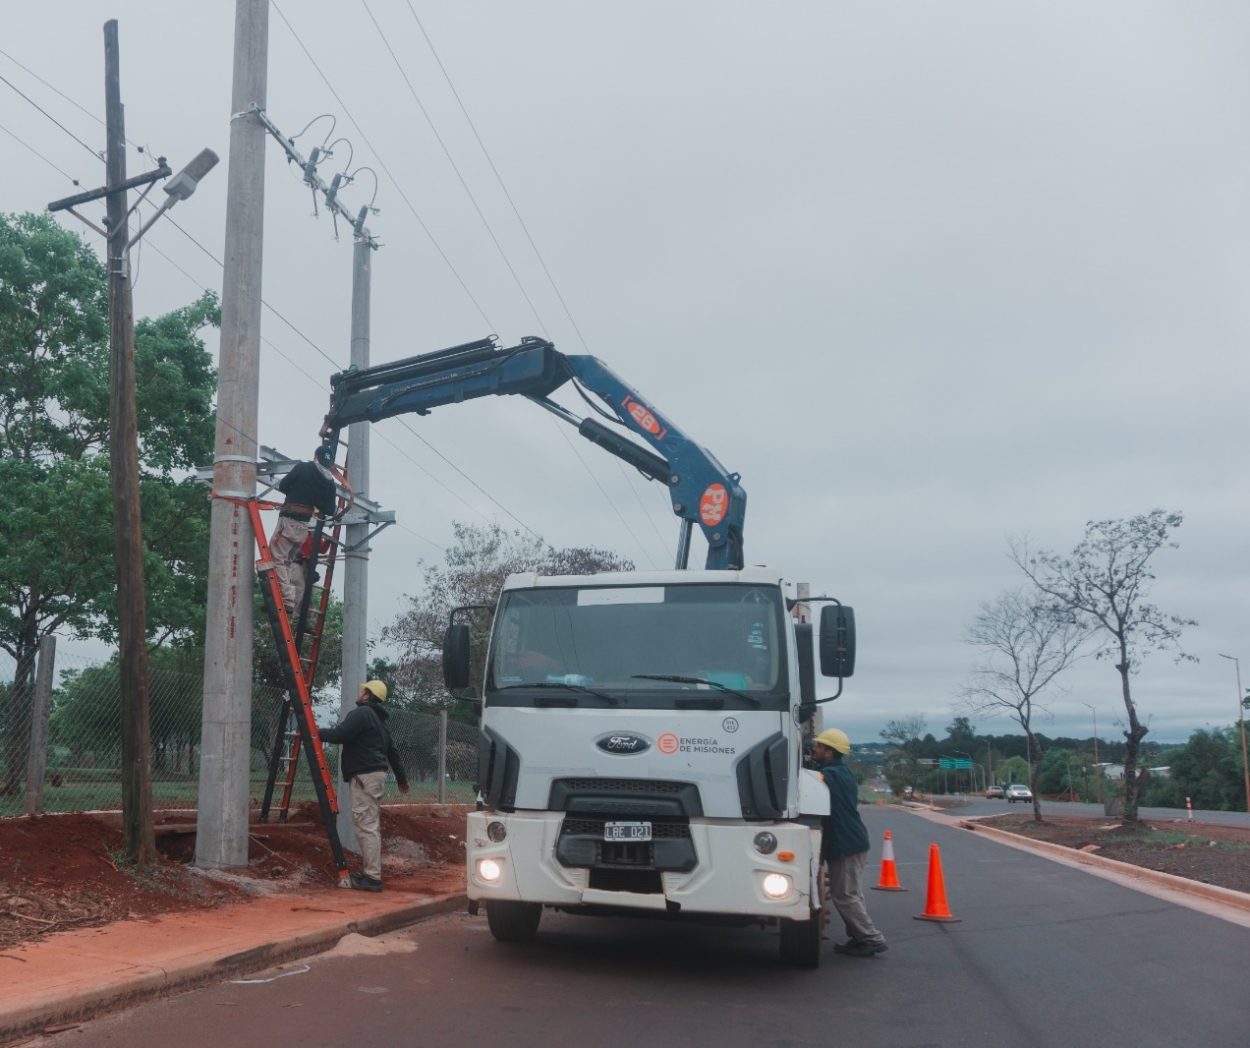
left=337, top=235, right=373, bottom=851
left=104, top=20, right=155, bottom=865
left=197, top=0, right=269, bottom=869
left=1082, top=702, right=1102, bottom=805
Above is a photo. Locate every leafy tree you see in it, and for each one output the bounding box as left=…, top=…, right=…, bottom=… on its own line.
left=0, top=211, right=218, bottom=795
left=1152, top=728, right=1245, bottom=811
left=51, top=647, right=205, bottom=776
left=1013, top=510, right=1196, bottom=824
left=958, top=588, right=1088, bottom=821
left=382, top=522, right=633, bottom=719
left=880, top=716, right=927, bottom=796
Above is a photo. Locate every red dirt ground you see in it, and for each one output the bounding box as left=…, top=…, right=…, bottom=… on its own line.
left=0, top=807, right=466, bottom=952
left=978, top=813, right=1250, bottom=894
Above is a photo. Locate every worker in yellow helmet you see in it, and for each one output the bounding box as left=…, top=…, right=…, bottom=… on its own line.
left=811, top=728, right=887, bottom=957
left=319, top=680, right=409, bottom=891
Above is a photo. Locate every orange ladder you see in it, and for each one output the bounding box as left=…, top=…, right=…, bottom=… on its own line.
left=226, top=496, right=350, bottom=885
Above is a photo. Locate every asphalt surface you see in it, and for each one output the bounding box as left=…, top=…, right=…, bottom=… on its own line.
left=47, top=807, right=1250, bottom=1048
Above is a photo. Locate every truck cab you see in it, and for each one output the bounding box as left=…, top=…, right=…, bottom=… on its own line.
left=446, top=567, right=855, bottom=966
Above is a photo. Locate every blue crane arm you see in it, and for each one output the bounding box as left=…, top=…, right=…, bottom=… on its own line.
left=321, top=336, right=745, bottom=570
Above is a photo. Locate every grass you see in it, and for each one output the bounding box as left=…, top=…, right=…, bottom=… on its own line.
left=1, top=775, right=479, bottom=819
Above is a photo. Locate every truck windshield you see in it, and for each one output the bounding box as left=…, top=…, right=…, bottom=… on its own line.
left=485, top=583, right=788, bottom=710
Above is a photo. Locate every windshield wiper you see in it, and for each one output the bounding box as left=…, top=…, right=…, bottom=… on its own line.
left=631, top=674, right=761, bottom=707
left=675, top=696, right=725, bottom=710
left=496, top=681, right=620, bottom=705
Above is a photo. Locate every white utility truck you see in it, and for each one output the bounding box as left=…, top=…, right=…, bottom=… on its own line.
left=318, top=336, right=857, bottom=966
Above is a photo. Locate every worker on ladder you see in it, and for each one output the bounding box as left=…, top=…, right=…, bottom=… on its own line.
left=272, top=446, right=338, bottom=617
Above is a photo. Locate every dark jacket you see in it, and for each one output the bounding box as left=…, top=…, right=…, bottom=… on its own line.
left=817, top=755, right=869, bottom=859
left=278, top=460, right=337, bottom=521
left=319, top=699, right=408, bottom=786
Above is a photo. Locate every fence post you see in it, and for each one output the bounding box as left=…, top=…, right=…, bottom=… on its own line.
left=437, top=709, right=448, bottom=804
left=24, top=636, right=56, bottom=816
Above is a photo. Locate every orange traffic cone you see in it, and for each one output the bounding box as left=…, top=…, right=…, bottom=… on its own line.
left=913, top=843, right=960, bottom=922
left=870, top=830, right=907, bottom=891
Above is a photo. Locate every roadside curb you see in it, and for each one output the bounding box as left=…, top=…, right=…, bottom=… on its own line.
left=0, top=893, right=468, bottom=1042
left=960, top=820, right=1250, bottom=915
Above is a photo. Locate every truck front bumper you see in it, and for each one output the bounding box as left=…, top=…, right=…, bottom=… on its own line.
left=465, top=811, right=821, bottom=921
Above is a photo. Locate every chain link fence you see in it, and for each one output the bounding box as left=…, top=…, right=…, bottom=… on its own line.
left=0, top=645, right=479, bottom=819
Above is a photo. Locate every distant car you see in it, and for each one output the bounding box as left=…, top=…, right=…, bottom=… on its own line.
left=985, top=785, right=1005, bottom=799
left=1006, top=784, right=1033, bottom=803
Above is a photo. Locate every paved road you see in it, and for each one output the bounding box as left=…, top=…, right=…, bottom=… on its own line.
left=932, top=795, right=1250, bottom=827
left=52, top=807, right=1250, bottom=1048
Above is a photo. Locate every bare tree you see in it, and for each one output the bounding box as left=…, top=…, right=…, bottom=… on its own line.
left=959, top=588, right=1088, bottom=822
left=1011, top=510, right=1196, bottom=824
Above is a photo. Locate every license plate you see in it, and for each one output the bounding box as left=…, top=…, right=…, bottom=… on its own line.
left=603, top=821, right=652, bottom=842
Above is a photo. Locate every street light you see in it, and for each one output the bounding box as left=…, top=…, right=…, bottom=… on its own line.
left=1081, top=702, right=1102, bottom=806
left=1217, top=654, right=1250, bottom=815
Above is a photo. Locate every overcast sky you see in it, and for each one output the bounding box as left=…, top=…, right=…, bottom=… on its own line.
left=4, top=2, right=1247, bottom=746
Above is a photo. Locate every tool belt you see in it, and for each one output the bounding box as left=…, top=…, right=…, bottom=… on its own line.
left=279, top=502, right=315, bottom=521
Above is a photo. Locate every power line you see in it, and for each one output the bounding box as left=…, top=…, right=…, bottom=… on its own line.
left=359, top=0, right=550, bottom=335
left=270, top=0, right=497, bottom=332
left=401, top=4, right=672, bottom=564
left=0, top=46, right=153, bottom=162
left=0, top=70, right=102, bottom=163
left=402, top=0, right=594, bottom=355
left=0, top=120, right=83, bottom=184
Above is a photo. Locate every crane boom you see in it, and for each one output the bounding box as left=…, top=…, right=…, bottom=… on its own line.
left=321, top=336, right=745, bottom=569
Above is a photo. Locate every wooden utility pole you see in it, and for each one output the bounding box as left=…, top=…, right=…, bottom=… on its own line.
left=104, top=20, right=156, bottom=864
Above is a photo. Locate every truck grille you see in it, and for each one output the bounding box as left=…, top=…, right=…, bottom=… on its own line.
left=558, top=778, right=687, bottom=794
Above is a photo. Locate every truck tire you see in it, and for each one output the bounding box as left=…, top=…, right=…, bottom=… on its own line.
left=485, top=900, right=542, bottom=943
left=779, top=914, right=821, bottom=968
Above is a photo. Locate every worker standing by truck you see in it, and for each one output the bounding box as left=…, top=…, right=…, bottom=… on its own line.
left=811, top=728, right=888, bottom=957
left=319, top=680, right=410, bottom=892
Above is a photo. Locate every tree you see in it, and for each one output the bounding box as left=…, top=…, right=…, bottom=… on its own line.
left=0, top=212, right=218, bottom=795
left=51, top=647, right=204, bottom=777
left=880, top=716, right=927, bottom=796
left=382, top=522, right=634, bottom=717
left=1012, top=511, right=1196, bottom=824
left=959, top=588, right=1087, bottom=822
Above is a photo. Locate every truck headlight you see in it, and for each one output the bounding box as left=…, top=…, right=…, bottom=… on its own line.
left=477, top=858, right=503, bottom=883
left=762, top=873, right=792, bottom=899
left=753, top=831, right=778, bottom=855
left=486, top=820, right=507, bottom=843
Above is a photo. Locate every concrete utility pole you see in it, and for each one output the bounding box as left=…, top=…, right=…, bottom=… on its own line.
left=104, top=20, right=156, bottom=865
left=23, top=637, right=56, bottom=816
left=337, top=236, right=373, bottom=851
left=197, top=0, right=269, bottom=869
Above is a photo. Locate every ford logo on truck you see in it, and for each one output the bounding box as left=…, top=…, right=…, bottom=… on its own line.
left=596, top=733, right=649, bottom=755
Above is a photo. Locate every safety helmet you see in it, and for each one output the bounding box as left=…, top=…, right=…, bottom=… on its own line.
left=360, top=680, right=388, bottom=702
left=314, top=445, right=334, bottom=466
left=813, top=728, right=851, bottom=755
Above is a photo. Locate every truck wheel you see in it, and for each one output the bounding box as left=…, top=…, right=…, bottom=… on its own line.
left=485, top=900, right=542, bottom=943
left=779, top=914, right=821, bottom=968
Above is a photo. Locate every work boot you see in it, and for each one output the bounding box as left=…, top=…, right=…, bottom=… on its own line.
left=834, top=939, right=888, bottom=957
left=350, top=872, right=383, bottom=893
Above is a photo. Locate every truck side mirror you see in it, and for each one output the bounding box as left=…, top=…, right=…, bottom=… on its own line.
left=818, top=604, right=855, bottom=679
left=443, top=623, right=472, bottom=690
